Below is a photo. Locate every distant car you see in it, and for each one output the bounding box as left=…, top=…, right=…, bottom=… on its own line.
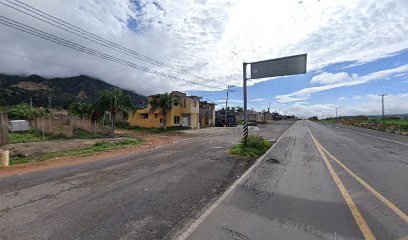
left=215, top=115, right=236, bottom=127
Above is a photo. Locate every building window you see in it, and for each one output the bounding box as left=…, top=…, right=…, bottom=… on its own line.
left=174, top=116, right=180, bottom=124
left=141, top=113, right=148, bottom=119
left=184, top=99, right=186, bottom=108
left=155, top=113, right=158, bottom=118
left=174, top=101, right=178, bottom=106
left=194, top=101, right=197, bottom=107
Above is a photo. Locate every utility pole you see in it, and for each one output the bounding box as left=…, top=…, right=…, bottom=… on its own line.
left=225, top=85, right=236, bottom=127
left=335, top=107, right=338, bottom=118
left=29, top=96, right=33, bottom=109
left=378, top=93, right=387, bottom=120
left=48, top=96, right=52, bottom=109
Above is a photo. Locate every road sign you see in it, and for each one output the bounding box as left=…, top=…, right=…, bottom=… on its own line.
left=243, top=54, right=307, bottom=138
left=250, top=54, right=307, bottom=79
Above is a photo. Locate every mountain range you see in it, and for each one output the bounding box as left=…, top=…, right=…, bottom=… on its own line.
left=0, top=74, right=147, bottom=108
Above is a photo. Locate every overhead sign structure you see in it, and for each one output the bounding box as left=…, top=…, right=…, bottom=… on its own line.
left=250, top=54, right=307, bottom=79
left=242, top=54, right=307, bottom=138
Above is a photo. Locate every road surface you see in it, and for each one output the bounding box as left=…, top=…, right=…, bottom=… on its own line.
left=0, top=121, right=293, bottom=240
left=181, top=120, right=408, bottom=240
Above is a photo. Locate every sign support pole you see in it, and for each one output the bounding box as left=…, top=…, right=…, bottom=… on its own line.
left=243, top=62, right=248, bottom=139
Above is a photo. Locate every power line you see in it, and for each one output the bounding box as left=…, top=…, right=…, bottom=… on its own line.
left=0, top=16, right=217, bottom=89
left=0, top=49, right=92, bottom=73
left=1, top=0, right=215, bottom=83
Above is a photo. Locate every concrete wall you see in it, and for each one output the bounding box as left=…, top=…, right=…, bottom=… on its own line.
left=30, top=117, right=110, bottom=138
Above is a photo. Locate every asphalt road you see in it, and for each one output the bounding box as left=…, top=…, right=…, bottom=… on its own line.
left=182, top=120, right=408, bottom=240
left=0, top=121, right=294, bottom=240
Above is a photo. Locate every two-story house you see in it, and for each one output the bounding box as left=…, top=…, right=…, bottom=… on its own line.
left=127, top=91, right=202, bottom=129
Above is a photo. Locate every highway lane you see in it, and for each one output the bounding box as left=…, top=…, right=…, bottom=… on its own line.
left=0, top=121, right=294, bottom=240
left=181, top=120, right=408, bottom=240
left=307, top=121, right=408, bottom=239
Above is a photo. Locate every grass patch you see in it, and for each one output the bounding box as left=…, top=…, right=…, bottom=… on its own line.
left=10, top=129, right=66, bottom=143
left=10, top=138, right=144, bottom=165
left=74, top=128, right=109, bottom=139
left=229, top=135, right=272, bottom=157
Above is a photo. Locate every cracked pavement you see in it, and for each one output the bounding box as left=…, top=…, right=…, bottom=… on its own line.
left=184, top=121, right=408, bottom=240
left=0, top=121, right=294, bottom=240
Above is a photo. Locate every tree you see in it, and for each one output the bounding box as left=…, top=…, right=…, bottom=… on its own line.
left=6, top=104, right=46, bottom=120
left=149, top=93, right=177, bottom=130
left=235, top=106, right=244, bottom=113
left=94, top=88, right=136, bottom=137
left=69, top=101, right=92, bottom=119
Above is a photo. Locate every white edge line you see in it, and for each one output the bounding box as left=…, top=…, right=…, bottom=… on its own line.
left=324, top=124, right=408, bottom=147
left=175, top=123, right=295, bottom=240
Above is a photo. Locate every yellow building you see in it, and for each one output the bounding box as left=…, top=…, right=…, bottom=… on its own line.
left=128, top=91, right=203, bottom=129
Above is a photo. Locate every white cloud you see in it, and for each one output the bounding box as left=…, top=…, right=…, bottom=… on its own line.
left=276, top=64, right=408, bottom=103
left=310, top=72, right=359, bottom=85
left=214, top=99, right=243, bottom=103
left=286, top=93, right=408, bottom=118
left=353, top=95, right=362, bottom=100
left=337, top=96, right=346, bottom=101
left=0, top=0, right=408, bottom=95
left=251, top=98, right=264, bottom=102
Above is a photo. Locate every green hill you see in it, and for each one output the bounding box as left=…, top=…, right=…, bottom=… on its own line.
left=0, top=74, right=147, bottom=108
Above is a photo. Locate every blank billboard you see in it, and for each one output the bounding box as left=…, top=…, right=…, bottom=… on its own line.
left=250, top=54, right=307, bottom=79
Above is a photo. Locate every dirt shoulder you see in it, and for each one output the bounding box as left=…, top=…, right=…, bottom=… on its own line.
left=0, top=130, right=191, bottom=177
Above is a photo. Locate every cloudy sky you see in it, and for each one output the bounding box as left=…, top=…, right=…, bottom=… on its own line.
left=0, top=0, right=407, bottom=117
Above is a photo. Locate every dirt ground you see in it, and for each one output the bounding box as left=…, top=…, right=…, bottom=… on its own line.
left=0, top=129, right=192, bottom=177
left=2, top=130, right=188, bottom=156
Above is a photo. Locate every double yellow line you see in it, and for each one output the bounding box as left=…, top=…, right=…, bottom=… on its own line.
left=306, top=124, right=408, bottom=240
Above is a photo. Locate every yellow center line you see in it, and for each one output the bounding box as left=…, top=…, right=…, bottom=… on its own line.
left=306, top=124, right=376, bottom=240
left=319, top=141, right=408, bottom=224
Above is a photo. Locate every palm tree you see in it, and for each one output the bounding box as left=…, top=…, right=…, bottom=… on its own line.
left=69, top=101, right=92, bottom=119
left=94, top=88, right=136, bottom=137
left=149, top=93, right=177, bottom=130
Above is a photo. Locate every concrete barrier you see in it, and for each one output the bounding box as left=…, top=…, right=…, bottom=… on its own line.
left=0, top=150, right=10, bottom=167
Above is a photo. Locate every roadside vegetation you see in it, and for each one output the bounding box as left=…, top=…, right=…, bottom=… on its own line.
left=93, top=88, right=137, bottom=137
left=10, top=129, right=66, bottom=143
left=10, top=138, right=144, bottom=165
left=4, top=104, right=49, bottom=120
left=314, top=117, right=408, bottom=135
left=9, top=128, right=109, bottom=144
left=229, top=135, right=272, bottom=157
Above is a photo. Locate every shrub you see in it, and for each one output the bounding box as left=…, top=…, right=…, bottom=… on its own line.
left=7, top=104, right=47, bottom=120
left=230, top=135, right=272, bottom=157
